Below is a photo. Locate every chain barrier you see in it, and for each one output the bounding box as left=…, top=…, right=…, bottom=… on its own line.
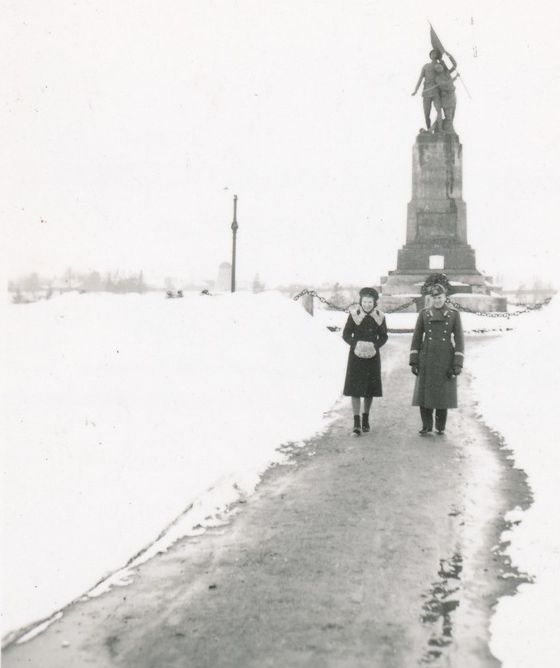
left=292, top=289, right=552, bottom=318
left=292, top=289, right=417, bottom=314
left=386, top=299, right=419, bottom=313
left=292, top=289, right=353, bottom=312
left=448, top=297, right=552, bottom=318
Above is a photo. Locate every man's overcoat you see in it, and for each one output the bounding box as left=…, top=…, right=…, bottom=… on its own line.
left=409, top=306, right=464, bottom=409
left=343, top=307, right=388, bottom=397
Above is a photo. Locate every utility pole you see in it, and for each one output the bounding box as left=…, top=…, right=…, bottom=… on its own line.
left=231, top=194, right=239, bottom=292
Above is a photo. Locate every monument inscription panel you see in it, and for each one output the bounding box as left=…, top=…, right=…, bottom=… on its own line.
left=417, top=212, right=457, bottom=239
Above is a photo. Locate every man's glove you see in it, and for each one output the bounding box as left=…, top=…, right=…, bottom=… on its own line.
left=411, top=365, right=419, bottom=376
left=453, top=366, right=462, bottom=376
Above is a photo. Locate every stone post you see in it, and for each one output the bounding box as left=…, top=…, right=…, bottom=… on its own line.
left=301, top=293, right=314, bottom=316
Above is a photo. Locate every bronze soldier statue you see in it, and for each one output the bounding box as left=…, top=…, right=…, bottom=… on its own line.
left=412, top=48, right=458, bottom=132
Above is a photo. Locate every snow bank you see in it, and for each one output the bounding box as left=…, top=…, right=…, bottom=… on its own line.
left=1, top=291, right=344, bottom=638
left=469, top=297, right=560, bottom=667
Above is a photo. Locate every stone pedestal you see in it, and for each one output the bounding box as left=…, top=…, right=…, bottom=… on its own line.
left=381, top=131, right=505, bottom=313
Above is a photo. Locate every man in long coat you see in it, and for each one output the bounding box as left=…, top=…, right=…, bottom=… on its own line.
left=409, top=284, right=464, bottom=434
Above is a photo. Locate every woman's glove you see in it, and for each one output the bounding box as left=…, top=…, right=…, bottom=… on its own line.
left=453, top=366, right=462, bottom=376
left=411, top=365, right=419, bottom=376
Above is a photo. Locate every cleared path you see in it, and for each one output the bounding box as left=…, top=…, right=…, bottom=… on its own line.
left=3, top=337, right=527, bottom=668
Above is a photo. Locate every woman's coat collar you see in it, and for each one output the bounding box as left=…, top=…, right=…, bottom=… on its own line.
left=350, top=304, right=385, bottom=326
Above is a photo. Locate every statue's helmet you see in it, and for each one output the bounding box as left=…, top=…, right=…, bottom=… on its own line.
left=430, top=48, right=442, bottom=60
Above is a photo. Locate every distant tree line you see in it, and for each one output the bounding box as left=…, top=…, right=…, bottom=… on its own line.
left=80, top=270, right=147, bottom=293
left=9, top=269, right=148, bottom=303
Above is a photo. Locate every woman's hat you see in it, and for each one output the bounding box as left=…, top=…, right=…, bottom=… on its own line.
left=359, top=287, right=379, bottom=301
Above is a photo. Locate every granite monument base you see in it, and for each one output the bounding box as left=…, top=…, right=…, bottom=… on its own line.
left=380, top=271, right=506, bottom=313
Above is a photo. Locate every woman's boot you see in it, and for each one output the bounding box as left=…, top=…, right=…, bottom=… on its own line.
left=352, top=415, right=361, bottom=436
left=361, top=413, right=370, bottom=433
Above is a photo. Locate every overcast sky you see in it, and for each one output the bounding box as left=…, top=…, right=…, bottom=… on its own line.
left=3, top=0, right=560, bottom=288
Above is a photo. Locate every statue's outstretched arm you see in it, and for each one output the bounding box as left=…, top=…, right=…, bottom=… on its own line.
left=412, top=68, right=425, bottom=95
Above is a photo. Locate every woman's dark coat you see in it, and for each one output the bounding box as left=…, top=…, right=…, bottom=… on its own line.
left=409, top=305, right=464, bottom=409
left=342, top=307, right=388, bottom=397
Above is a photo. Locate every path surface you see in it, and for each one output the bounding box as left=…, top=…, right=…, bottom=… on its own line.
left=3, top=337, right=527, bottom=667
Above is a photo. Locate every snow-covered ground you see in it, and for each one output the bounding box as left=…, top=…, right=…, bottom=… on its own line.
left=469, top=297, right=560, bottom=668
left=4, top=289, right=558, bottom=660
left=1, top=291, right=345, bottom=639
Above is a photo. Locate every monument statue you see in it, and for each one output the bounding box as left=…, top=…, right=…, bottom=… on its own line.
left=411, top=48, right=457, bottom=133
left=379, top=24, right=506, bottom=313
left=411, top=25, right=463, bottom=133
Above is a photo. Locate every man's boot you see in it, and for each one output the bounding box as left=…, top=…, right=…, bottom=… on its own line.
left=419, top=407, right=433, bottom=435
left=435, top=409, right=448, bottom=434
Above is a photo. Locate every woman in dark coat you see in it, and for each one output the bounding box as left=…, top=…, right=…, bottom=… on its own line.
left=409, top=283, right=464, bottom=435
left=343, top=287, right=388, bottom=436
